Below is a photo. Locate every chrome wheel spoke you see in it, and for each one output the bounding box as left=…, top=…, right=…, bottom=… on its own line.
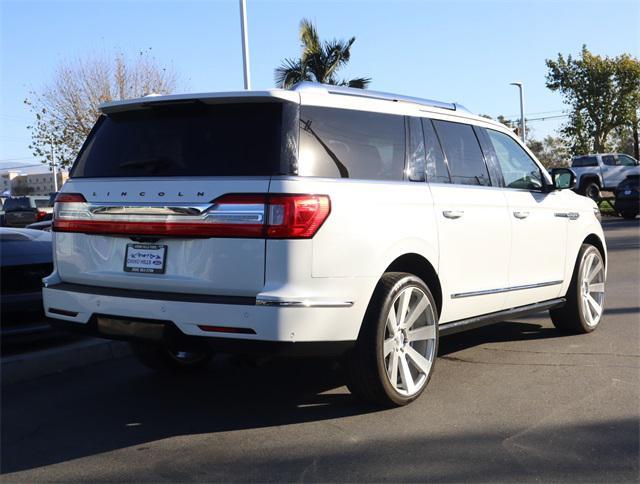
left=407, top=324, right=435, bottom=342
left=587, top=259, right=603, bottom=282
left=590, top=282, right=605, bottom=293
left=398, top=354, right=415, bottom=394
left=387, top=351, right=399, bottom=388
left=383, top=338, right=395, bottom=357
left=396, top=287, right=412, bottom=327
left=405, top=345, right=432, bottom=375
left=586, top=294, right=602, bottom=320
left=386, top=311, right=398, bottom=337
left=400, top=297, right=428, bottom=330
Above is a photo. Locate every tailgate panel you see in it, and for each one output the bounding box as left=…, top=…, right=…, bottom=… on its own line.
left=55, top=178, right=269, bottom=297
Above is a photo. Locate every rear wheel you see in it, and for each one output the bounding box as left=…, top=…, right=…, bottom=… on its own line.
left=131, top=341, right=214, bottom=372
left=345, top=272, right=438, bottom=407
left=550, top=244, right=605, bottom=334
left=621, top=210, right=638, bottom=220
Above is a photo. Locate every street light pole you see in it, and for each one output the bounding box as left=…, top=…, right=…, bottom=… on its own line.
left=510, top=81, right=525, bottom=143
left=239, top=0, right=251, bottom=90
left=51, top=141, right=58, bottom=192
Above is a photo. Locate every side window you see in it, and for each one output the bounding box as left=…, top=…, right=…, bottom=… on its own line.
left=602, top=155, right=616, bottom=166
left=572, top=156, right=598, bottom=167
left=432, top=120, right=490, bottom=186
left=421, top=118, right=450, bottom=183
left=298, top=106, right=405, bottom=180
left=406, top=117, right=426, bottom=181
left=619, top=154, right=638, bottom=166
left=486, top=129, right=543, bottom=190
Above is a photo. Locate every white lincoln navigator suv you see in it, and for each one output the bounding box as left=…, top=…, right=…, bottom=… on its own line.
left=44, top=82, right=607, bottom=406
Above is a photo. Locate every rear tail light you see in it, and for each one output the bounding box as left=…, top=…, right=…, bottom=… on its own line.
left=36, top=210, right=48, bottom=221
left=53, top=193, right=330, bottom=239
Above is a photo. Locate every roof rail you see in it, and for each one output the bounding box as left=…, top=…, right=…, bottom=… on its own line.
left=291, top=81, right=470, bottom=113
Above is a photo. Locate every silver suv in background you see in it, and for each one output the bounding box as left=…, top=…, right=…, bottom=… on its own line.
left=571, top=153, right=640, bottom=201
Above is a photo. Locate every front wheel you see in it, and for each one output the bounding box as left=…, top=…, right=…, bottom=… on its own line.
left=550, top=244, right=605, bottom=333
left=345, top=272, right=439, bottom=407
left=131, top=341, right=214, bottom=372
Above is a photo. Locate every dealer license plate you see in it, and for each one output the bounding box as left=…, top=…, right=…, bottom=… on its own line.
left=124, top=244, right=167, bottom=274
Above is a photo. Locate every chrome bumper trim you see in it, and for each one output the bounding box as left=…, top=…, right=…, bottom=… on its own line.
left=255, top=297, right=354, bottom=308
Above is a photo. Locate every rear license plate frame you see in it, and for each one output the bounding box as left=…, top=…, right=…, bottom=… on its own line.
left=124, top=243, right=167, bottom=274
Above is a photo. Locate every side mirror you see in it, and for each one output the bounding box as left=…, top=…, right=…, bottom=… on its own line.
left=549, top=168, right=576, bottom=191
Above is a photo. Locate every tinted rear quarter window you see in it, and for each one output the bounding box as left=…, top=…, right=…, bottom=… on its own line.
left=298, top=106, right=405, bottom=180
left=72, top=102, right=292, bottom=178
left=432, top=120, right=490, bottom=186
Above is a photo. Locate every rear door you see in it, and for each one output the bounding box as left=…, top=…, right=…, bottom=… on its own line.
left=54, top=100, right=297, bottom=297
left=427, top=119, right=511, bottom=323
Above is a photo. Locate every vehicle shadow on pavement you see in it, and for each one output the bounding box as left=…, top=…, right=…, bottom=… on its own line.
left=438, top=321, right=560, bottom=357
left=0, top=320, right=632, bottom=476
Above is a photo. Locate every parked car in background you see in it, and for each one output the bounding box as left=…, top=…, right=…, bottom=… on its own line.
left=44, top=83, right=607, bottom=407
left=1, top=227, right=53, bottom=336
left=614, top=174, right=640, bottom=219
left=26, top=220, right=53, bottom=231
left=3, top=196, right=52, bottom=227
left=571, top=153, right=640, bottom=201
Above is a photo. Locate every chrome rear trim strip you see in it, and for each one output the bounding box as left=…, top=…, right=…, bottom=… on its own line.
left=256, top=297, right=354, bottom=308
left=451, top=280, right=563, bottom=299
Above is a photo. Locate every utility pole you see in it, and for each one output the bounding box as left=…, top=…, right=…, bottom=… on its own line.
left=239, top=0, right=251, bottom=90
left=51, top=141, right=58, bottom=192
left=510, top=81, right=525, bottom=143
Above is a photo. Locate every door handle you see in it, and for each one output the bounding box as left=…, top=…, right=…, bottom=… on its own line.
left=443, top=210, right=464, bottom=219
left=513, top=211, right=530, bottom=219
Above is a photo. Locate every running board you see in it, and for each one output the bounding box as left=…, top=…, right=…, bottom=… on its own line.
left=439, top=298, right=566, bottom=337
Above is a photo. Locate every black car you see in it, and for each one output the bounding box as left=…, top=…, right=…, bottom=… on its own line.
left=0, top=227, right=53, bottom=336
left=614, top=175, right=640, bottom=219
left=3, top=196, right=51, bottom=228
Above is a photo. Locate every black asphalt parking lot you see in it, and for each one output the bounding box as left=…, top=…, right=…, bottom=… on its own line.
left=2, top=218, right=639, bottom=482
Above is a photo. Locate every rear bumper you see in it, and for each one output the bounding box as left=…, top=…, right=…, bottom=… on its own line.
left=43, top=283, right=363, bottom=354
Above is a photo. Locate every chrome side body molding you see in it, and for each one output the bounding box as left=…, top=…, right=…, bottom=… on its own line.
left=450, top=280, right=563, bottom=299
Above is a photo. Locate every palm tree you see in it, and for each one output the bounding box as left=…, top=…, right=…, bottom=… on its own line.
left=275, top=19, right=371, bottom=89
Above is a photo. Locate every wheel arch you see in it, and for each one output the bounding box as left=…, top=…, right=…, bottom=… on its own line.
left=382, top=253, right=443, bottom=317
left=578, top=174, right=602, bottom=191
left=583, top=233, right=607, bottom=269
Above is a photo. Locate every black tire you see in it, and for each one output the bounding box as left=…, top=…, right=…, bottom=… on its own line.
left=131, top=341, right=214, bottom=372
left=550, top=244, right=605, bottom=334
left=345, top=272, right=439, bottom=407
left=581, top=181, right=601, bottom=202
left=621, top=210, right=638, bottom=220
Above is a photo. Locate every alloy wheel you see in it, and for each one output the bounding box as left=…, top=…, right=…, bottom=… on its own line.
left=383, top=286, right=437, bottom=396
left=579, top=249, right=605, bottom=327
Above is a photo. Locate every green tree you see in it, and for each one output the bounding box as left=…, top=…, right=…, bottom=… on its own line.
left=25, top=49, right=178, bottom=168
left=526, top=136, right=570, bottom=168
left=275, top=19, right=371, bottom=89
left=545, top=45, right=640, bottom=156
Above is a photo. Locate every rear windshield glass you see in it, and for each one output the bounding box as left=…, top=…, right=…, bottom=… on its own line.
left=4, top=197, right=31, bottom=211
left=71, top=102, right=292, bottom=178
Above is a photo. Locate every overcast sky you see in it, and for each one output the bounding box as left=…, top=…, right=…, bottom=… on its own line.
left=1, top=0, right=638, bottom=173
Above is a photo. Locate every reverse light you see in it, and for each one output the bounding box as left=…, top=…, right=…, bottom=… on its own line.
left=53, top=193, right=331, bottom=239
